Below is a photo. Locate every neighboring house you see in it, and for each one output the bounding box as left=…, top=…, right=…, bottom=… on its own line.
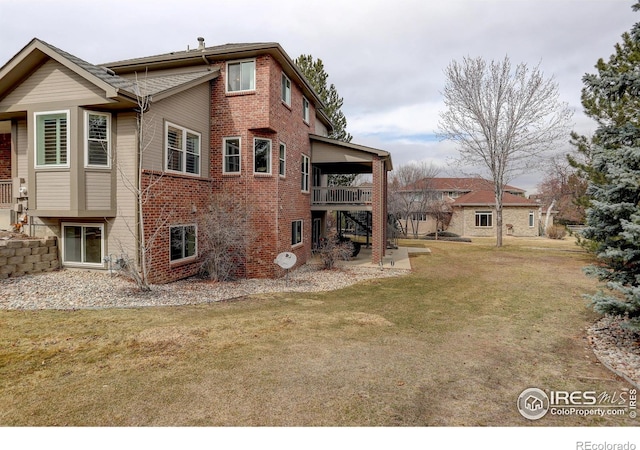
left=395, top=177, right=542, bottom=238
left=0, top=38, right=392, bottom=283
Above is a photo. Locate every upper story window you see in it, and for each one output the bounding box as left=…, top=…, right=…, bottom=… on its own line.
left=254, top=138, right=271, bottom=175
left=227, top=60, right=256, bottom=93
left=301, top=154, right=310, bottom=192
left=281, top=73, right=291, bottom=106
left=223, top=137, right=241, bottom=174
left=35, top=110, right=69, bottom=168
left=85, top=111, right=111, bottom=168
left=279, top=143, right=286, bottom=177
left=166, top=122, right=200, bottom=176
left=302, top=97, right=310, bottom=123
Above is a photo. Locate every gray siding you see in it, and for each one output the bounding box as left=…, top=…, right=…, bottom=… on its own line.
left=142, top=82, right=210, bottom=176
left=85, top=171, right=112, bottom=210
left=35, top=171, right=70, bottom=209
left=0, top=60, right=106, bottom=109
left=108, top=112, right=137, bottom=259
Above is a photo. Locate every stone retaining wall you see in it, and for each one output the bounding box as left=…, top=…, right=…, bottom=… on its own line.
left=0, top=237, right=59, bottom=279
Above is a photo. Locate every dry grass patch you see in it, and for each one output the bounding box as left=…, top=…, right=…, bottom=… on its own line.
left=0, top=235, right=635, bottom=426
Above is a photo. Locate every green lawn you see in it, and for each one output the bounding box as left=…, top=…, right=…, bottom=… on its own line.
left=0, top=236, right=635, bottom=426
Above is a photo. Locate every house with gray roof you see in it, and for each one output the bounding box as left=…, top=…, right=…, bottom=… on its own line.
left=0, top=37, right=392, bottom=283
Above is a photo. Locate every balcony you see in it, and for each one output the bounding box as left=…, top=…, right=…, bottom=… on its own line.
left=311, top=186, right=372, bottom=210
left=0, top=180, right=11, bottom=207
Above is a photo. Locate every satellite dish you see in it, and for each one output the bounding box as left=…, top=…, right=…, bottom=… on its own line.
left=274, top=252, right=297, bottom=269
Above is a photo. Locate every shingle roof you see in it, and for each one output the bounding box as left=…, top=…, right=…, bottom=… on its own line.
left=452, top=190, right=538, bottom=207
left=40, top=39, right=139, bottom=96
left=429, top=177, right=525, bottom=194
left=136, top=69, right=220, bottom=98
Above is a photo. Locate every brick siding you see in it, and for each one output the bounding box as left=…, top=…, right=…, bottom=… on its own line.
left=0, top=133, right=10, bottom=179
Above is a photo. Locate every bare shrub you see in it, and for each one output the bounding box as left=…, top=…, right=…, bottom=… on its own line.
left=198, top=194, right=255, bottom=281
left=547, top=225, right=567, bottom=240
left=318, top=229, right=354, bottom=270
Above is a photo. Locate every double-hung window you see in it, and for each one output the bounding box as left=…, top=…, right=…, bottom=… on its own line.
left=227, top=60, right=256, bottom=92
left=279, top=143, right=286, bottom=177
left=254, top=138, right=271, bottom=174
left=291, top=220, right=303, bottom=246
left=35, top=111, right=69, bottom=167
left=529, top=212, right=535, bottom=228
left=475, top=211, right=493, bottom=227
left=301, top=154, right=310, bottom=192
left=281, top=73, right=291, bottom=106
left=62, top=223, right=104, bottom=266
left=166, top=122, right=200, bottom=176
left=170, top=225, right=197, bottom=262
left=302, top=97, right=310, bottom=123
left=223, top=137, right=241, bottom=174
left=85, top=111, right=111, bottom=167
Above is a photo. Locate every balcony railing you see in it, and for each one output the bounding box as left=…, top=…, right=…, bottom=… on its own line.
left=0, top=180, right=11, bottom=206
left=312, top=186, right=372, bottom=205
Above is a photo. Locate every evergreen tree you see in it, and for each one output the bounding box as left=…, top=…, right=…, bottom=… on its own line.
left=580, top=2, right=640, bottom=329
left=295, top=54, right=352, bottom=143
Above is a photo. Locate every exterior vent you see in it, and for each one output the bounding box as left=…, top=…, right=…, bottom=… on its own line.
left=197, top=37, right=205, bottom=51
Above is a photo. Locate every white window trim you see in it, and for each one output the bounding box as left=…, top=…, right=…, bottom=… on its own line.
left=279, top=142, right=286, bottom=178
left=34, top=110, right=70, bottom=169
left=223, top=136, right=242, bottom=174
left=529, top=212, right=535, bottom=228
left=253, top=137, right=272, bottom=175
left=165, top=121, right=201, bottom=176
left=61, top=222, right=105, bottom=268
left=281, top=72, right=291, bottom=106
left=84, top=110, right=111, bottom=168
left=170, top=224, right=198, bottom=263
left=475, top=211, right=493, bottom=228
left=302, top=96, right=310, bottom=123
left=301, top=154, right=310, bottom=192
left=226, top=59, right=256, bottom=93
left=292, top=219, right=303, bottom=247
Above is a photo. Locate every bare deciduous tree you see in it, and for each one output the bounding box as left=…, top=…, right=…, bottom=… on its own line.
left=108, top=73, right=167, bottom=291
left=438, top=56, right=573, bottom=246
left=388, top=162, right=439, bottom=238
left=425, top=199, right=452, bottom=240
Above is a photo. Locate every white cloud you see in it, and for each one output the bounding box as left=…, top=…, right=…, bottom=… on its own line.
left=0, top=0, right=635, bottom=194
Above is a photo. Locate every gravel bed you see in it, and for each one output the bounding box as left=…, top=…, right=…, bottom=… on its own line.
left=0, top=264, right=409, bottom=310
left=588, top=316, right=640, bottom=389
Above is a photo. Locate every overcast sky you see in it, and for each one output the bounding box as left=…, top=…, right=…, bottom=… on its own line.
left=1, top=0, right=637, bottom=193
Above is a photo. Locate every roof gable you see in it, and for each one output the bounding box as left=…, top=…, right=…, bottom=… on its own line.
left=0, top=39, right=138, bottom=103
left=0, top=38, right=220, bottom=108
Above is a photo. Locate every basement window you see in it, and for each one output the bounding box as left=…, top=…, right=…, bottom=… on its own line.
left=170, top=225, right=197, bottom=262
left=291, top=220, right=303, bottom=246
left=62, top=223, right=104, bottom=267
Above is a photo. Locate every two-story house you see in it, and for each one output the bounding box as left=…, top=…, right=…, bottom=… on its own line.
left=0, top=38, right=392, bottom=283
